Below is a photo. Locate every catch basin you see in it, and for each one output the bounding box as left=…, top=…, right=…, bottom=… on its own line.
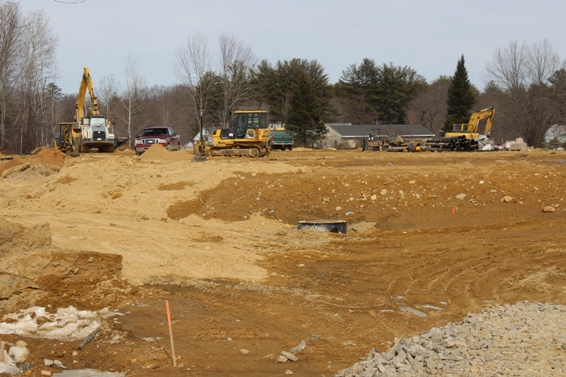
left=297, top=220, right=347, bottom=234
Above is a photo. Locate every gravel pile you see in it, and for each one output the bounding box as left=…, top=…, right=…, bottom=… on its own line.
left=335, top=302, right=566, bottom=377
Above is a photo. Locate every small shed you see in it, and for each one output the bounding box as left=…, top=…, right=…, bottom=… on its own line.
left=323, top=124, right=435, bottom=149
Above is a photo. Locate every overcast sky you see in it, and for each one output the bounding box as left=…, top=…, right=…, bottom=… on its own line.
left=19, top=0, right=566, bottom=95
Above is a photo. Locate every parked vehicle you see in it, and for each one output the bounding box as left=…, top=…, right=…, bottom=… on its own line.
left=269, top=129, right=294, bottom=150
left=134, top=127, right=181, bottom=156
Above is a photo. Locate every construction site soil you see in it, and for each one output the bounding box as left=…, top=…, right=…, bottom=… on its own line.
left=0, top=145, right=565, bottom=376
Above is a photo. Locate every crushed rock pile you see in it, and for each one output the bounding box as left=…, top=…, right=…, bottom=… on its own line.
left=335, top=302, right=566, bottom=376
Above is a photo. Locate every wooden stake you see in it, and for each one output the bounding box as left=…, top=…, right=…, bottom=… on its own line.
left=166, top=300, right=177, bottom=367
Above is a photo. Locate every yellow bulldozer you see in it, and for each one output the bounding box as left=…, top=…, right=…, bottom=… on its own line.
left=194, top=110, right=271, bottom=157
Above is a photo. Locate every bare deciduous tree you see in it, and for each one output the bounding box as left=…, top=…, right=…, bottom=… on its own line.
left=175, top=33, right=214, bottom=138
left=17, top=8, right=58, bottom=152
left=0, top=1, right=21, bottom=150
left=485, top=40, right=565, bottom=147
left=408, top=76, right=450, bottom=135
left=121, top=56, right=147, bottom=144
left=98, top=73, right=120, bottom=119
left=218, top=34, right=256, bottom=127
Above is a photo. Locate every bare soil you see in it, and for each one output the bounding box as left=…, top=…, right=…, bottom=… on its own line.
left=0, top=146, right=565, bottom=376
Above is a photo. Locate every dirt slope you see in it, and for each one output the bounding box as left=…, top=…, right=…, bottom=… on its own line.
left=0, top=146, right=564, bottom=376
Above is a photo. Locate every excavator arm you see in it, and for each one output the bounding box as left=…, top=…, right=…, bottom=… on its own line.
left=447, top=107, right=496, bottom=139
left=466, top=107, right=495, bottom=135
left=75, top=67, right=100, bottom=121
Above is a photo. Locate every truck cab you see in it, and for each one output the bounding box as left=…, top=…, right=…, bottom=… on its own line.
left=134, top=126, right=181, bottom=155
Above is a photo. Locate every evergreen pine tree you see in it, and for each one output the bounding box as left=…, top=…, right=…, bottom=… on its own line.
left=444, top=55, right=476, bottom=132
left=286, top=72, right=327, bottom=146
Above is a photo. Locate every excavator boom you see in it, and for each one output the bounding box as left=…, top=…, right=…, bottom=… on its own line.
left=76, top=67, right=100, bottom=121
left=446, top=107, right=495, bottom=139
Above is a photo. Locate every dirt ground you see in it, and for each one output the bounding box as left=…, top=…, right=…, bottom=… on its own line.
left=0, top=145, right=565, bottom=376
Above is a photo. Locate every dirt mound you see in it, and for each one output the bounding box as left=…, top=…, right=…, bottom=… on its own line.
left=139, top=144, right=192, bottom=161
left=0, top=218, right=51, bottom=254
left=114, top=145, right=135, bottom=154
left=31, top=147, right=67, bottom=166
left=0, top=148, right=66, bottom=178
left=0, top=219, right=144, bottom=313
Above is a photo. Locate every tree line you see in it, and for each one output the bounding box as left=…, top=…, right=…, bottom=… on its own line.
left=2, top=2, right=565, bottom=153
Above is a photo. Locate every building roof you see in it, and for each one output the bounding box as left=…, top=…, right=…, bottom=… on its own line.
left=327, top=124, right=435, bottom=139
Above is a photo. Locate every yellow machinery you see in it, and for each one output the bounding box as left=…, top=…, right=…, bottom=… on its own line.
left=194, top=110, right=271, bottom=157
left=445, top=107, right=495, bottom=140
left=56, top=68, right=116, bottom=154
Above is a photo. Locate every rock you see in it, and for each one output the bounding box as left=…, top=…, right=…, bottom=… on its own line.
left=239, top=349, right=250, bottom=355
left=335, top=206, right=342, bottom=211
left=280, top=351, right=299, bottom=361
left=276, top=355, right=288, bottom=363
left=292, top=340, right=306, bottom=353
left=543, top=206, right=556, bottom=213
left=371, top=194, right=377, bottom=201
left=53, top=360, right=67, bottom=369
left=335, top=303, right=566, bottom=377
left=380, top=189, right=388, bottom=196
left=284, top=370, right=293, bottom=375
left=8, top=346, right=29, bottom=363
left=455, top=194, right=467, bottom=200
left=501, top=196, right=513, bottom=203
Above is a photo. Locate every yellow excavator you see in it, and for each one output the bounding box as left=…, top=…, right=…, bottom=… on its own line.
left=56, top=68, right=117, bottom=154
left=445, top=107, right=495, bottom=140
left=194, top=110, right=271, bottom=157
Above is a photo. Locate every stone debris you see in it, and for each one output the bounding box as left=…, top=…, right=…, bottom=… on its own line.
left=44, top=359, right=67, bottom=369
left=8, top=345, right=29, bottom=364
left=543, top=206, right=556, bottom=213
left=280, top=351, right=299, bottom=362
left=334, top=302, right=566, bottom=376
left=501, top=195, right=513, bottom=203
left=52, top=370, right=125, bottom=376
left=292, top=340, right=307, bottom=353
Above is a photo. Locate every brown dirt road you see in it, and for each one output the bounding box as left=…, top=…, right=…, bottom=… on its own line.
left=0, top=146, right=565, bottom=376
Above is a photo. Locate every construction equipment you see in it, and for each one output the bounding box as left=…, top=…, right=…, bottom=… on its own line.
left=361, top=128, right=393, bottom=151
left=194, top=110, right=271, bottom=157
left=56, top=68, right=116, bottom=154
left=445, top=107, right=495, bottom=140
